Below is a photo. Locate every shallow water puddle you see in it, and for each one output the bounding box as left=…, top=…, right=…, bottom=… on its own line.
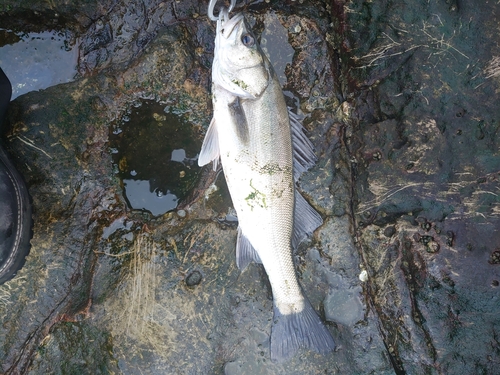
left=0, top=29, right=78, bottom=99
left=109, top=100, right=200, bottom=216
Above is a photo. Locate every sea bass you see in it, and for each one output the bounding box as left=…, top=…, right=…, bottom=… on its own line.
left=198, top=4, right=335, bottom=361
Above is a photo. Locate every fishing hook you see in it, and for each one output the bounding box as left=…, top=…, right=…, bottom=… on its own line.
left=208, top=0, right=237, bottom=21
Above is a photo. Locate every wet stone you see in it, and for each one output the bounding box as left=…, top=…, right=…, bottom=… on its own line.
left=249, top=327, right=269, bottom=346
left=185, top=270, right=203, bottom=287
left=383, top=226, right=396, bottom=237
left=324, top=286, right=364, bottom=326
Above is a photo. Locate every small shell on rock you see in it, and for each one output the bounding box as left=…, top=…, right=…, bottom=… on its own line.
left=359, top=270, right=368, bottom=282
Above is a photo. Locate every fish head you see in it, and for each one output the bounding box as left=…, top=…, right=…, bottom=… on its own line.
left=212, top=12, right=270, bottom=99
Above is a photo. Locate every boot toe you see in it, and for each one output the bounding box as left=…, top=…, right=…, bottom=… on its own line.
left=0, top=146, right=32, bottom=284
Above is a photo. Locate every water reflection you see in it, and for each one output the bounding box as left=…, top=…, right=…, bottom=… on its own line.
left=123, top=179, right=179, bottom=216
left=109, top=100, right=201, bottom=216
left=0, top=29, right=78, bottom=99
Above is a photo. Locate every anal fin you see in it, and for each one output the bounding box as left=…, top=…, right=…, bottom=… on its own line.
left=236, top=227, right=261, bottom=270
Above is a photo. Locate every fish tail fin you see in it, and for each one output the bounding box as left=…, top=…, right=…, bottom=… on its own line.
left=270, top=298, right=335, bottom=362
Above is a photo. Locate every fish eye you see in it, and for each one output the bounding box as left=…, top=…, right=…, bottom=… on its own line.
left=241, top=33, right=255, bottom=47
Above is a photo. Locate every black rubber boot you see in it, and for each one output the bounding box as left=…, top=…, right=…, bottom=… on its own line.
left=0, top=67, right=32, bottom=284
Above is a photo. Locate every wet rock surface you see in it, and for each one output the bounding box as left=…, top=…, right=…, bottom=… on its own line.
left=0, top=0, right=498, bottom=374
left=344, top=0, right=500, bottom=373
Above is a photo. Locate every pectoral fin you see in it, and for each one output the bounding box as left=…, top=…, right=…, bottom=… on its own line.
left=228, top=97, right=249, bottom=144
left=289, top=108, right=318, bottom=181
left=236, top=226, right=261, bottom=269
left=198, top=117, right=220, bottom=170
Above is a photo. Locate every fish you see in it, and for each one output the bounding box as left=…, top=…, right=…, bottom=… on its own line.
left=198, top=4, right=336, bottom=361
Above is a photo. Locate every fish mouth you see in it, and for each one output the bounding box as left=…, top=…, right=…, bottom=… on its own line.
left=218, top=12, right=245, bottom=39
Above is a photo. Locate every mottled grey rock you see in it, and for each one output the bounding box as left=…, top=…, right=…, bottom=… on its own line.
left=324, top=284, right=364, bottom=326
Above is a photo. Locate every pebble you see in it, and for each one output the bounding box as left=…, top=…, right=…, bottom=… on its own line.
left=185, top=270, right=202, bottom=287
